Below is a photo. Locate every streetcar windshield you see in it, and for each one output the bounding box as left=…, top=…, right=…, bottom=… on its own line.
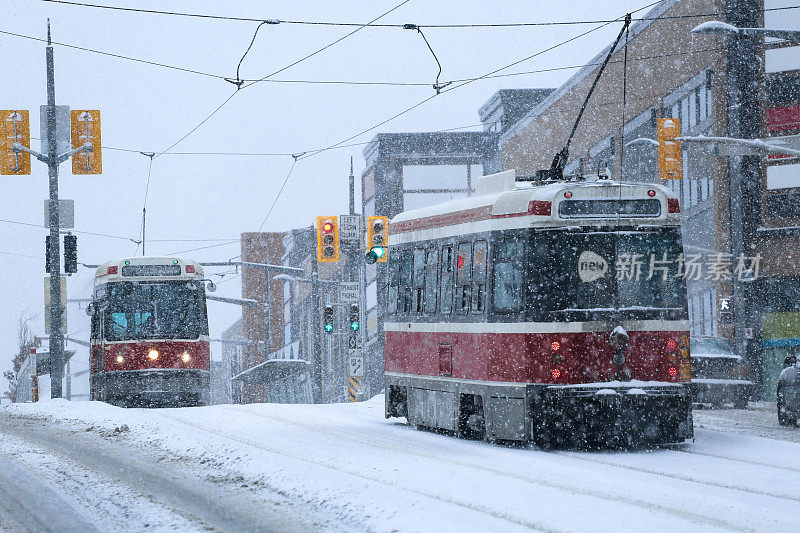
left=531, top=228, right=687, bottom=320
left=104, top=281, right=209, bottom=341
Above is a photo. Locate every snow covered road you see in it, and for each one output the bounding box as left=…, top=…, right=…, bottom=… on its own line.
left=1, top=397, right=797, bottom=532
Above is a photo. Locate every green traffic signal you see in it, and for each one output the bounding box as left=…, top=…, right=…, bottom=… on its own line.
left=351, top=322, right=359, bottom=331
left=365, top=246, right=386, bottom=264
left=325, top=323, right=333, bottom=333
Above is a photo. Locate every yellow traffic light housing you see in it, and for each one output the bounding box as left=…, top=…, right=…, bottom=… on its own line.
left=366, top=215, right=388, bottom=263
left=657, top=118, right=683, bottom=180
left=316, top=216, right=340, bottom=262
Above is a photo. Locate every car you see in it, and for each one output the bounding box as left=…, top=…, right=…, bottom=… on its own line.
left=778, top=355, right=799, bottom=426
left=688, top=336, right=754, bottom=409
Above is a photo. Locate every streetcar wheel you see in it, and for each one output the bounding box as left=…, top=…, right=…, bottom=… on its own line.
left=458, top=394, right=486, bottom=440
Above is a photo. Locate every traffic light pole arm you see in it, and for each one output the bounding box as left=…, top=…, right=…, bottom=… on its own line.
left=199, top=261, right=305, bottom=275
left=678, top=135, right=800, bottom=157
left=13, top=142, right=93, bottom=165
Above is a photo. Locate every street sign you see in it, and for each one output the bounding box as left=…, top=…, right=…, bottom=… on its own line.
left=43, top=199, right=75, bottom=229
left=657, top=118, right=683, bottom=180
left=34, top=350, right=75, bottom=376
left=40, top=105, right=70, bottom=155
left=347, top=335, right=363, bottom=351
left=70, top=110, right=102, bottom=174
left=1, top=110, right=31, bottom=175
left=339, top=281, right=360, bottom=304
left=44, top=275, right=67, bottom=307
left=339, top=214, right=361, bottom=247
left=348, top=352, right=364, bottom=378
left=44, top=307, right=68, bottom=335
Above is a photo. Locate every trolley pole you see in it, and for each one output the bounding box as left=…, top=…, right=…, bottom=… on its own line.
left=45, top=22, right=64, bottom=399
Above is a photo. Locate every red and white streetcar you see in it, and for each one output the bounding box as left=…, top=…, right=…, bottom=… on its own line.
left=89, top=256, right=211, bottom=407
left=383, top=170, right=693, bottom=446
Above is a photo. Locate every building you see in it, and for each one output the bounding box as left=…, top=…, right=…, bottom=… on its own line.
left=498, top=0, right=800, bottom=399
left=234, top=232, right=286, bottom=402
left=360, top=131, right=499, bottom=395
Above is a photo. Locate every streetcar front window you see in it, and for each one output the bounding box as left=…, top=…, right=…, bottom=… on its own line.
left=104, top=281, right=209, bottom=341
left=532, top=228, right=687, bottom=320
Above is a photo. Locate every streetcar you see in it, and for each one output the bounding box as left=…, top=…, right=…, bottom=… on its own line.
left=88, top=256, right=211, bottom=407
left=384, top=170, right=693, bottom=447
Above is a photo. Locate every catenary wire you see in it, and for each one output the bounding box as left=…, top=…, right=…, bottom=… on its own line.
left=0, top=217, right=140, bottom=242
left=154, top=0, right=412, bottom=158
left=0, top=27, right=723, bottom=89
left=40, top=0, right=800, bottom=27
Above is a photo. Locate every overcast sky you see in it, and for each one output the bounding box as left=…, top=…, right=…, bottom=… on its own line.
left=0, top=0, right=661, bottom=394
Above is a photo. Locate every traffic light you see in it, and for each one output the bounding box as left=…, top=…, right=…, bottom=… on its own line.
left=63, top=234, right=77, bottom=274
left=323, top=305, right=334, bottom=333
left=316, top=216, right=339, bottom=262
left=45, top=235, right=52, bottom=273
left=349, top=304, right=359, bottom=332
left=657, top=117, right=683, bottom=180
left=365, top=215, right=388, bottom=264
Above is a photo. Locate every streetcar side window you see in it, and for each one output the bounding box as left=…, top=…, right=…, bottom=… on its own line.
left=400, top=250, right=413, bottom=314
left=387, top=255, right=399, bottom=315
left=493, top=240, right=524, bottom=311
left=412, top=248, right=426, bottom=313
left=456, top=242, right=472, bottom=313
left=440, top=245, right=454, bottom=315
left=424, top=248, right=438, bottom=314
left=472, top=240, right=487, bottom=313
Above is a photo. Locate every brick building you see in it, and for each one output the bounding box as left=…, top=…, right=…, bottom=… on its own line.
left=499, top=0, right=800, bottom=398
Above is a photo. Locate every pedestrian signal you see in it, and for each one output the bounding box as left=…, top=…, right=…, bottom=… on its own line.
left=316, top=216, right=340, bottom=262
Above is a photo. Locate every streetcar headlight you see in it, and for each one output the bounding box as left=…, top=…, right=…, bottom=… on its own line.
left=147, top=349, right=159, bottom=361
left=181, top=351, right=192, bottom=363
left=115, top=354, right=124, bottom=364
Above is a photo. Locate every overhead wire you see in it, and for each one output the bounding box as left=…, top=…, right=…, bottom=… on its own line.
left=154, top=0, right=413, bottom=158
left=0, top=217, right=140, bottom=242
left=41, top=0, right=800, bottom=27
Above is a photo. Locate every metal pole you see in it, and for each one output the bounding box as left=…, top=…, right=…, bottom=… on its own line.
left=46, top=20, right=64, bottom=399
left=725, top=0, right=762, bottom=396
left=263, top=269, right=270, bottom=359
left=310, top=259, right=322, bottom=402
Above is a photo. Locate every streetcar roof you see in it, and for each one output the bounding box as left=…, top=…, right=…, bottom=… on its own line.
left=389, top=170, right=680, bottom=240
left=94, top=256, right=204, bottom=284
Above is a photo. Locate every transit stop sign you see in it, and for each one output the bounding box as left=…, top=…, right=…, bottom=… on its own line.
left=657, top=118, right=683, bottom=180
left=70, top=110, right=102, bottom=174
left=0, top=110, right=31, bottom=175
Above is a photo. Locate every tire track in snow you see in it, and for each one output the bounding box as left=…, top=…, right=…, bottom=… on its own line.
left=556, top=449, right=800, bottom=504
left=162, top=405, right=745, bottom=532
left=153, top=410, right=557, bottom=532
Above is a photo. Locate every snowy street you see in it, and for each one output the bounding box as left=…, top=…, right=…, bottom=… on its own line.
left=1, top=398, right=798, bottom=532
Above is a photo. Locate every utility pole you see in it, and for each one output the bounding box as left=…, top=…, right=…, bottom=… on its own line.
left=310, top=259, right=322, bottom=402
left=45, top=21, right=64, bottom=399
left=725, top=0, right=762, bottom=395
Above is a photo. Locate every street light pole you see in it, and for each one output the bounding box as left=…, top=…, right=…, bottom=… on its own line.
left=45, top=21, right=64, bottom=399
left=724, top=0, right=762, bottom=394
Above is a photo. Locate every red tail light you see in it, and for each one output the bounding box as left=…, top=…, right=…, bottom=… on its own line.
left=107, top=266, right=118, bottom=275
left=667, top=366, right=678, bottom=378
left=551, top=368, right=562, bottom=379
left=666, top=338, right=677, bottom=349
left=528, top=200, right=551, bottom=216
left=185, top=265, right=195, bottom=273
left=668, top=198, right=680, bottom=213
left=551, top=341, right=561, bottom=351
